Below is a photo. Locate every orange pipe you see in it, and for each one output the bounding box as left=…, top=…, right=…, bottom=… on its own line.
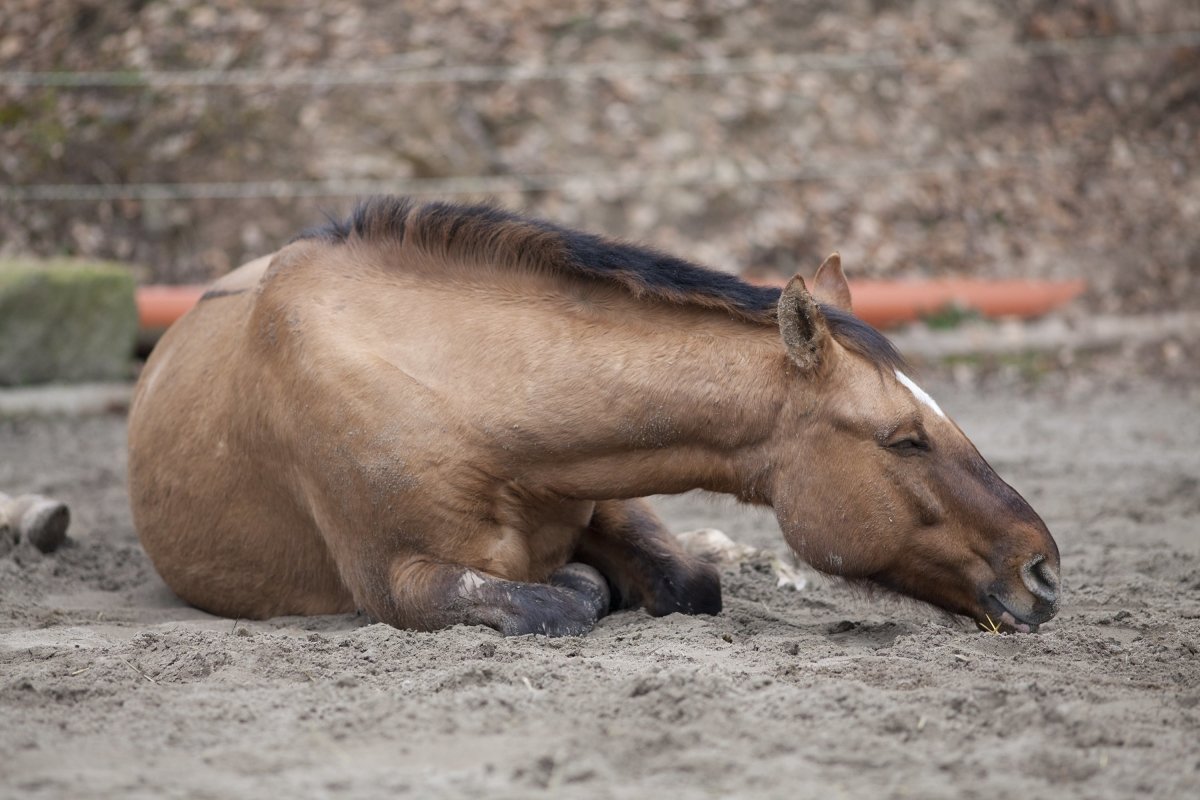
left=844, top=278, right=1085, bottom=328
left=135, top=278, right=1085, bottom=333
left=136, top=285, right=206, bottom=330
left=745, top=277, right=1085, bottom=328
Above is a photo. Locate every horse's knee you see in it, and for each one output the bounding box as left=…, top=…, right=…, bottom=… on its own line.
left=645, top=558, right=722, bottom=617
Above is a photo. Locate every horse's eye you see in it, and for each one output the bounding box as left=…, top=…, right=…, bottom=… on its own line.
left=887, top=437, right=929, bottom=454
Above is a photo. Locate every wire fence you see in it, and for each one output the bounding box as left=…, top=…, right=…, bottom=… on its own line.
left=1, top=29, right=1192, bottom=203
left=0, top=148, right=1175, bottom=203
left=2, top=29, right=1197, bottom=89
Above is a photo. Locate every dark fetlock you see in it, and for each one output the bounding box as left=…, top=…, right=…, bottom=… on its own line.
left=549, top=562, right=611, bottom=621
left=645, top=559, right=722, bottom=617
left=466, top=563, right=610, bottom=637
left=494, top=587, right=602, bottom=638
left=575, top=499, right=725, bottom=618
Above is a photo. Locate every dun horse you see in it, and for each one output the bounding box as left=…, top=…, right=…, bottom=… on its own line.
left=128, top=198, right=1061, bottom=636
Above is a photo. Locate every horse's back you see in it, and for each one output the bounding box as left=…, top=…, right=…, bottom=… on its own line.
left=128, top=238, right=625, bottom=619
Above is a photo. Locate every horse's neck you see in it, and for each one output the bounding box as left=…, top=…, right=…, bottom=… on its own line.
left=338, top=261, right=790, bottom=502
left=508, top=304, right=787, bottom=503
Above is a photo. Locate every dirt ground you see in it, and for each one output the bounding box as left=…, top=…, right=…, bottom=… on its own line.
left=2, top=377, right=1199, bottom=799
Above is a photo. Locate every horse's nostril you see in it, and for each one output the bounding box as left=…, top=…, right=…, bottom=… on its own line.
left=1021, top=556, right=1059, bottom=605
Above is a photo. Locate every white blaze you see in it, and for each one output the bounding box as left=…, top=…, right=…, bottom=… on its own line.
left=894, top=369, right=946, bottom=418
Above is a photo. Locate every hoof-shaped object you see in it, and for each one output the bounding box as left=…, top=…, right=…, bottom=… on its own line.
left=0, top=493, right=71, bottom=553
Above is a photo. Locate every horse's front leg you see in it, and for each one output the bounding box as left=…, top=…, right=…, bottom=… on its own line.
left=381, top=557, right=611, bottom=637
left=575, top=499, right=722, bottom=616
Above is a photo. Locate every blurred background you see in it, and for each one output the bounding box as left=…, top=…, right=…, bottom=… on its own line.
left=0, top=0, right=1197, bottom=385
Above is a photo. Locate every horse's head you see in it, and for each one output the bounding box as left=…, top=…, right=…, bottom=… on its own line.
left=769, top=255, right=1060, bottom=633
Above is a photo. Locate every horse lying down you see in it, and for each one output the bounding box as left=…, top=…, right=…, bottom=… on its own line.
left=128, top=198, right=1060, bottom=636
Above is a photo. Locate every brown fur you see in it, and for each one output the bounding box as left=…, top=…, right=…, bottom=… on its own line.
left=129, top=199, right=1060, bottom=636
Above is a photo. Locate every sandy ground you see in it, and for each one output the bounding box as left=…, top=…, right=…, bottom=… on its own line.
left=2, top=378, right=1199, bottom=799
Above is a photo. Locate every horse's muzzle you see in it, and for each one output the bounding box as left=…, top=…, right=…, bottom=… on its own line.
left=975, top=555, right=1060, bottom=633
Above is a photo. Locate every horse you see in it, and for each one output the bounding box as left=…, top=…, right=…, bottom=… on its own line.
left=127, top=197, right=1061, bottom=636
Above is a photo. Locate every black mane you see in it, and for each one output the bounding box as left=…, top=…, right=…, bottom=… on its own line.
left=296, top=197, right=904, bottom=370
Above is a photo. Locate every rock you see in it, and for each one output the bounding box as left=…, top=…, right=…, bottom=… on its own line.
left=0, top=259, right=137, bottom=386
left=675, top=527, right=810, bottom=591
left=0, top=492, right=71, bottom=553
left=675, top=528, right=757, bottom=563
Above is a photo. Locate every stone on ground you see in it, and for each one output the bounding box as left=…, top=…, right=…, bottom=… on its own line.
left=0, top=259, right=137, bottom=386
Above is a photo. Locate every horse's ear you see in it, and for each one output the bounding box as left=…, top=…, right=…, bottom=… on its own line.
left=778, top=274, right=831, bottom=372
left=812, top=252, right=852, bottom=312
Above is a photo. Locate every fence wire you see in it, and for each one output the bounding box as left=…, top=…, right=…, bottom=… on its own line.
left=2, top=30, right=1197, bottom=89
left=0, top=148, right=1172, bottom=203
left=1, top=28, right=1191, bottom=203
